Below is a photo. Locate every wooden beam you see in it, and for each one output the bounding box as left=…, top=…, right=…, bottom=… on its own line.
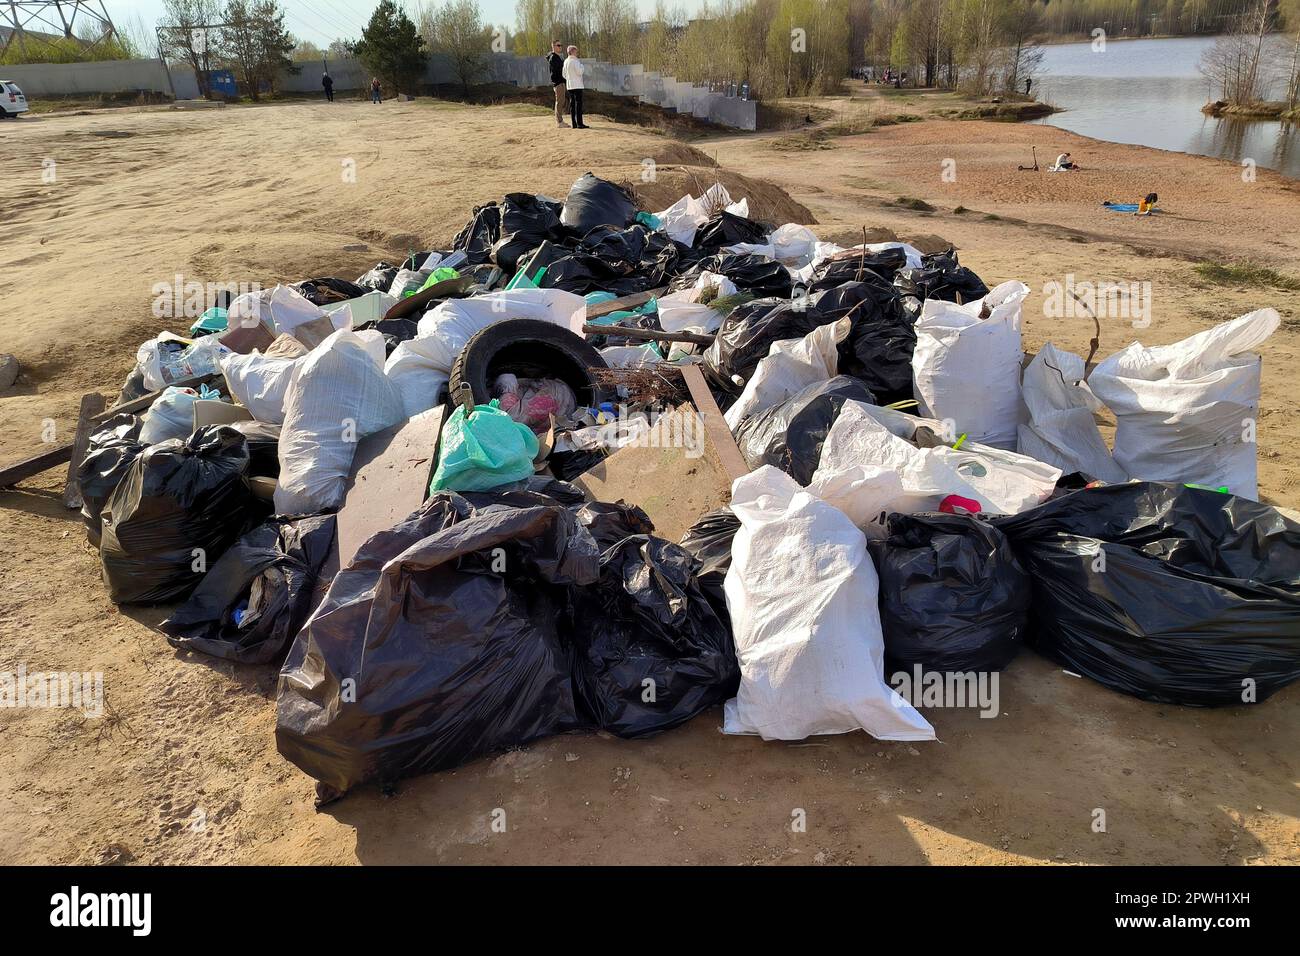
left=582, top=324, right=715, bottom=346
left=0, top=371, right=221, bottom=490
left=586, top=288, right=664, bottom=321
left=62, top=392, right=107, bottom=509
left=0, top=446, right=80, bottom=490
left=681, top=364, right=749, bottom=483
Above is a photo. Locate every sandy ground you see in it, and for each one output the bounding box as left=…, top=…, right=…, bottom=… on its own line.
left=1, top=97, right=1297, bottom=866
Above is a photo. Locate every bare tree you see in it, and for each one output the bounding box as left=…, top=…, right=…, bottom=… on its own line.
left=1199, top=0, right=1276, bottom=104
left=423, top=0, right=493, bottom=95
left=161, top=0, right=225, bottom=97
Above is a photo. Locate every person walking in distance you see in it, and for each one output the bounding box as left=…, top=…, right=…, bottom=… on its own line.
left=563, top=44, right=588, bottom=129
left=546, top=40, right=567, bottom=127
left=370, top=77, right=382, bottom=104
left=322, top=72, right=334, bottom=102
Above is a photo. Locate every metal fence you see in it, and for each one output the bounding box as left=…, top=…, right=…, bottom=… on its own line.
left=2, top=53, right=756, bottom=130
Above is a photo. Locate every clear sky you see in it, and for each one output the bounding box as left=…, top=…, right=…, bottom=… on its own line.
left=104, top=0, right=702, bottom=48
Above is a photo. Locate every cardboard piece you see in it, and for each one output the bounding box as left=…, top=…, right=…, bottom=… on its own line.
left=248, top=476, right=277, bottom=502
left=292, top=315, right=338, bottom=350
left=571, top=404, right=742, bottom=542
left=219, top=318, right=276, bottom=355
left=192, top=399, right=254, bottom=429
left=331, top=406, right=446, bottom=572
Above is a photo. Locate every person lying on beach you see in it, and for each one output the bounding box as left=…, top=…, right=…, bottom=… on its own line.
left=1101, top=193, right=1160, bottom=214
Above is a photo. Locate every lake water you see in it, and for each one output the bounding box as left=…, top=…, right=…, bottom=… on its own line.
left=1032, top=35, right=1299, bottom=178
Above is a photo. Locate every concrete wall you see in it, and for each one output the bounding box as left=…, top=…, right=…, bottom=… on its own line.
left=0, top=58, right=199, bottom=99
left=2, top=54, right=755, bottom=130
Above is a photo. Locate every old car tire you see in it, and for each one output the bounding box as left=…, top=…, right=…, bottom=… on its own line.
left=449, top=318, right=612, bottom=409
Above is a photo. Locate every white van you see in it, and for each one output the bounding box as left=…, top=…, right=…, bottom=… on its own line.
left=0, top=80, right=30, bottom=118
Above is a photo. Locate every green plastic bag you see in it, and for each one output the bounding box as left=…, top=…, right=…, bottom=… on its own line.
left=429, top=400, right=540, bottom=493
left=415, top=267, right=461, bottom=294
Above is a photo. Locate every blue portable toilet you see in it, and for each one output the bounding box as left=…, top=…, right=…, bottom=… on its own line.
left=206, top=70, right=237, bottom=97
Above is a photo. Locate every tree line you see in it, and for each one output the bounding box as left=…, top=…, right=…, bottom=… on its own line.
left=158, top=0, right=296, bottom=101
left=122, top=0, right=1300, bottom=112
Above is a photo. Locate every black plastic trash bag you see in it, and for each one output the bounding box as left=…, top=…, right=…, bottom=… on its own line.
left=679, top=507, right=740, bottom=583
left=452, top=202, right=503, bottom=266
left=704, top=297, right=824, bottom=394
left=812, top=279, right=918, bottom=405
left=222, top=420, right=280, bottom=478
left=869, top=512, right=1028, bottom=673
left=688, top=252, right=792, bottom=299
left=808, top=246, right=908, bottom=291
left=492, top=192, right=564, bottom=274
left=734, top=376, right=876, bottom=484
left=678, top=506, right=740, bottom=627
left=539, top=250, right=651, bottom=297
left=560, top=173, right=638, bottom=234
left=357, top=316, right=420, bottom=356
left=578, top=223, right=649, bottom=266
left=692, top=210, right=768, bottom=251
left=276, top=494, right=599, bottom=801
left=574, top=500, right=655, bottom=549
left=567, top=535, right=740, bottom=739
left=355, top=261, right=399, bottom=292
left=161, top=514, right=336, bottom=664
left=117, top=364, right=150, bottom=404
left=100, top=426, right=254, bottom=605
left=77, top=413, right=146, bottom=548
left=548, top=447, right=606, bottom=481
left=994, top=482, right=1300, bottom=706
left=291, top=277, right=370, bottom=306
left=893, top=249, right=989, bottom=303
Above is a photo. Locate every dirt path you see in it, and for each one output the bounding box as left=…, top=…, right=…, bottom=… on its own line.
left=1, top=99, right=1296, bottom=866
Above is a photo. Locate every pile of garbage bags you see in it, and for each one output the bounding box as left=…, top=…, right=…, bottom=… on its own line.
left=73, top=169, right=1299, bottom=803
left=275, top=481, right=737, bottom=801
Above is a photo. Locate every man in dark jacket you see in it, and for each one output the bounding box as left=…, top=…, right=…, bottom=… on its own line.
left=546, top=39, right=566, bottom=127
left=322, top=72, right=334, bottom=102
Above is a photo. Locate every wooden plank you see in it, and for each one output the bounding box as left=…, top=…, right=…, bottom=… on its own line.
left=581, top=324, right=714, bottom=346
left=586, top=288, right=664, bottom=321
left=93, top=371, right=222, bottom=423
left=61, top=392, right=107, bottom=509
left=681, top=363, right=749, bottom=483
left=0, top=446, right=77, bottom=489
left=0, top=371, right=222, bottom=489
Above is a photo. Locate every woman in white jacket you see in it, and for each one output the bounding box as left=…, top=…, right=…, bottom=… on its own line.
left=562, top=45, right=589, bottom=129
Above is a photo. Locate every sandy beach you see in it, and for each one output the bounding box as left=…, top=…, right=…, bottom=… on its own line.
left=1, top=96, right=1296, bottom=865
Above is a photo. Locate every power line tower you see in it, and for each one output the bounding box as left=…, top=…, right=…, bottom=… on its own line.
left=0, top=1, right=118, bottom=60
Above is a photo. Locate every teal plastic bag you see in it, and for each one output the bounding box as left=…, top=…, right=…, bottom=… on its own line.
left=589, top=297, right=657, bottom=328
left=430, top=400, right=540, bottom=493
left=189, top=306, right=228, bottom=335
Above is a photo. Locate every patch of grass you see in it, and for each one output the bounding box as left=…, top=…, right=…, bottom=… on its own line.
left=984, top=213, right=1002, bottom=221
left=895, top=196, right=936, bottom=212
left=935, top=101, right=1057, bottom=122
left=1194, top=261, right=1300, bottom=291
left=771, top=129, right=836, bottom=150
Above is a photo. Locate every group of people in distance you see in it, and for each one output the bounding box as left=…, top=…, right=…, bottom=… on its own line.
left=320, top=72, right=383, bottom=104
left=546, top=40, right=590, bottom=129
left=321, top=40, right=591, bottom=129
